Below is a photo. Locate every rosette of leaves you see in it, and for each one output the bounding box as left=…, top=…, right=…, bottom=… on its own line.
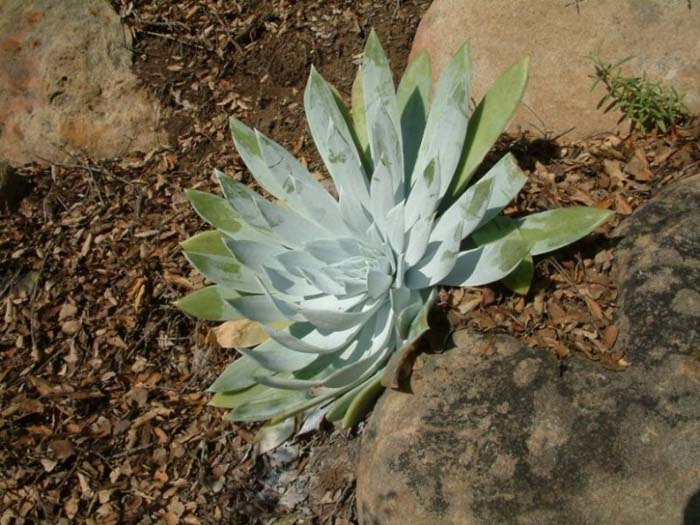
left=177, top=31, right=612, bottom=444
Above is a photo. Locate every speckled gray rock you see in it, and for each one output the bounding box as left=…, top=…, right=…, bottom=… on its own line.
left=357, top=175, right=700, bottom=525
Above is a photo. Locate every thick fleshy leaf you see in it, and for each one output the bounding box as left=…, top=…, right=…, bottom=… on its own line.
left=254, top=135, right=352, bottom=237
left=502, top=254, right=534, bottom=295
left=240, top=336, right=321, bottom=372
left=397, top=50, right=431, bottom=180
left=442, top=57, right=529, bottom=207
left=362, top=30, right=402, bottom=185
left=432, top=175, right=494, bottom=243
left=181, top=231, right=263, bottom=293
left=227, top=294, right=290, bottom=324
left=217, top=174, right=332, bottom=248
left=513, top=207, right=613, bottom=255
left=174, top=285, right=242, bottom=321
left=411, top=43, right=471, bottom=195
left=262, top=322, right=364, bottom=355
left=256, top=417, right=296, bottom=454
left=228, top=117, right=273, bottom=191
left=469, top=153, right=527, bottom=229
left=186, top=190, right=275, bottom=244
left=369, top=104, right=404, bottom=198
left=341, top=372, right=385, bottom=428
left=441, top=227, right=529, bottom=287
left=403, top=156, right=440, bottom=230
left=406, top=178, right=495, bottom=288
left=329, top=80, right=372, bottom=175
left=326, top=379, right=370, bottom=422
left=401, top=288, right=436, bottom=346
left=304, top=67, right=369, bottom=218
left=257, top=310, right=393, bottom=393
left=209, top=356, right=269, bottom=392
left=351, top=67, right=370, bottom=164
left=223, top=387, right=311, bottom=422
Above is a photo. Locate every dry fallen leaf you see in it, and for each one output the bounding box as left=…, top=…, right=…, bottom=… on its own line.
left=213, top=319, right=290, bottom=348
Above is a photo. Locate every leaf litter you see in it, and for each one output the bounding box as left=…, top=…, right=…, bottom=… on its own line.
left=1, top=0, right=699, bottom=523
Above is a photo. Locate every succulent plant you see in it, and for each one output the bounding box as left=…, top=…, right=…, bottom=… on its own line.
left=177, top=31, right=612, bottom=444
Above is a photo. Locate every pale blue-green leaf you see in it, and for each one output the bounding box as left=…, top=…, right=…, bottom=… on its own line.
left=401, top=288, right=436, bottom=346
left=227, top=294, right=289, bottom=324
left=403, top=157, right=440, bottom=231
left=440, top=231, right=529, bottom=287
left=329, top=79, right=372, bottom=175
left=514, top=207, right=613, bottom=255
left=262, top=266, right=321, bottom=297
left=225, top=387, right=312, bottom=422
left=367, top=270, right=393, bottom=300
left=371, top=104, right=404, bottom=194
left=259, top=304, right=393, bottom=390
left=385, top=202, right=406, bottom=257
left=351, top=67, right=370, bottom=165
left=262, top=322, right=364, bottom=355
left=255, top=133, right=353, bottom=237
left=430, top=176, right=495, bottom=248
left=394, top=296, right=423, bottom=341
left=303, top=238, right=365, bottom=263
left=475, top=153, right=528, bottom=228
left=405, top=212, right=467, bottom=289
left=341, top=372, right=385, bottom=428
left=210, top=384, right=263, bottom=407
left=217, top=174, right=331, bottom=248
left=185, top=190, right=275, bottom=244
left=363, top=30, right=401, bottom=137
left=208, top=356, right=269, bottom=392
left=326, top=379, right=370, bottom=422
left=256, top=417, right=296, bottom=454
left=304, top=67, right=369, bottom=216
left=397, top=50, right=431, bottom=180
left=224, top=238, right=285, bottom=271
left=403, top=215, right=433, bottom=267
left=442, top=57, right=529, bottom=208
left=299, top=268, right=346, bottom=296
left=174, top=285, right=243, bottom=321
left=228, top=116, right=274, bottom=191
left=369, top=162, right=396, bottom=236
left=182, top=231, right=263, bottom=293
left=502, top=254, right=534, bottom=295
left=240, top=336, right=321, bottom=372
left=412, top=44, right=471, bottom=194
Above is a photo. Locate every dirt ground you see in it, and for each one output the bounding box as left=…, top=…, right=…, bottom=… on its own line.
left=1, top=1, right=699, bottom=524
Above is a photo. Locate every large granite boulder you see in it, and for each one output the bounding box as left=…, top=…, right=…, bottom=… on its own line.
left=0, top=0, right=167, bottom=165
left=356, top=175, right=700, bottom=524
left=410, top=0, right=700, bottom=139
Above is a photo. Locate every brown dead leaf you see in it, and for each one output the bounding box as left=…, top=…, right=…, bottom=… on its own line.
left=601, top=325, right=619, bottom=350
left=61, top=319, right=81, bottom=335
left=50, top=439, right=75, bottom=460
left=213, top=319, right=290, bottom=348
left=624, top=149, right=653, bottom=181
left=615, top=193, right=633, bottom=215
left=64, top=496, right=79, bottom=519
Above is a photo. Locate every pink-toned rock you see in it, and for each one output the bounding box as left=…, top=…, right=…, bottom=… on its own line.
left=410, top=0, right=700, bottom=139
left=0, top=0, right=167, bottom=165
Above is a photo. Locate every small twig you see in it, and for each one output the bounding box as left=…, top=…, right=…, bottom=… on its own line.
left=139, top=30, right=214, bottom=52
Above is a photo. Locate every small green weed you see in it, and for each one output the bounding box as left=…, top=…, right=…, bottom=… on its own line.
left=589, top=55, right=690, bottom=134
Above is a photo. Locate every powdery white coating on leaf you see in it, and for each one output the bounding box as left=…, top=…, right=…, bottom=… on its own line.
left=178, top=31, right=612, bottom=442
